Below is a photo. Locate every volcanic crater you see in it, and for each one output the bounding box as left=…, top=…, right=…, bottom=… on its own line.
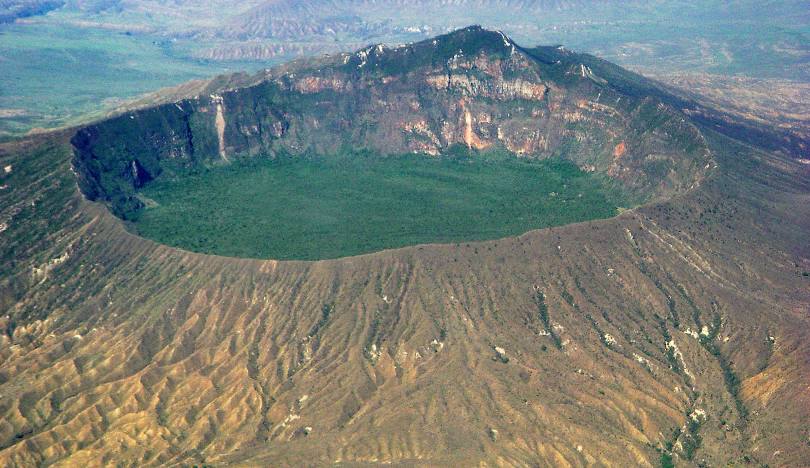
left=2, top=26, right=809, bottom=467
left=70, top=26, right=712, bottom=260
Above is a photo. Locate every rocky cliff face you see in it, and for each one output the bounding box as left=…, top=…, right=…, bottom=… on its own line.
left=72, top=26, right=712, bottom=220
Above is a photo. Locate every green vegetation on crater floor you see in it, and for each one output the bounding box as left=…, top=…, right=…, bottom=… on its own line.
left=132, top=150, right=628, bottom=260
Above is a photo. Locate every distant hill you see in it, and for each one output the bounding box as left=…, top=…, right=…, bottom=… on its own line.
left=0, top=0, right=62, bottom=23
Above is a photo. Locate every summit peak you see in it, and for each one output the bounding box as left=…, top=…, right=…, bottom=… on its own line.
left=342, top=25, right=520, bottom=72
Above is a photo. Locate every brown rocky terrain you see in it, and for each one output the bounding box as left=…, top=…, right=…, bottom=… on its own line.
left=0, top=27, right=809, bottom=467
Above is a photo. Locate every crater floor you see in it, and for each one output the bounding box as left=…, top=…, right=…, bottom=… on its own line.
left=132, top=150, right=628, bottom=260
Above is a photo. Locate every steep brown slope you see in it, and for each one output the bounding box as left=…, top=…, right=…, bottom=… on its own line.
left=0, top=126, right=809, bottom=466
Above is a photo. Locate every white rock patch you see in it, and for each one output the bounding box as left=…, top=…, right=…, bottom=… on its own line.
left=493, top=346, right=508, bottom=362
left=210, top=94, right=229, bottom=163
left=32, top=251, right=70, bottom=281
